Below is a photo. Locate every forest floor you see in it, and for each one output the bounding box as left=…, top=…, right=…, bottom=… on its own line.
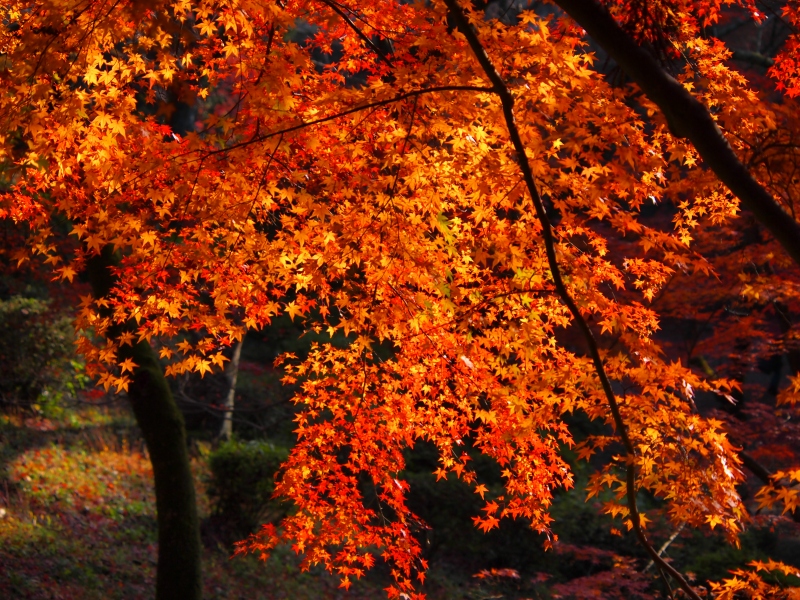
left=0, top=404, right=396, bottom=600
left=3, top=400, right=799, bottom=599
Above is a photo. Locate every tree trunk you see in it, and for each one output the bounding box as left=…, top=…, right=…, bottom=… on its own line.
left=219, top=340, right=243, bottom=442
left=87, top=247, right=202, bottom=600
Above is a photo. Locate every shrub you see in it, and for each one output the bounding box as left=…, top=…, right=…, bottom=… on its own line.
left=0, top=295, right=79, bottom=411
left=206, top=439, right=289, bottom=536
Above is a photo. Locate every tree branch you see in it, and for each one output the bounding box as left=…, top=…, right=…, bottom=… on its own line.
left=740, top=450, right=800, bottom=523
left=740, top=449, right=774, bottom=484
left=318, top=0, right=394, bottom=66
left=731, top=49, right=774, bottom=68
left=199, top=85, right=493, bottom=159
left=442, top=2, right=702, bottom=599
left=644, top=523, right=686, bottom=572
left=553, top=0, right=800, bottom=268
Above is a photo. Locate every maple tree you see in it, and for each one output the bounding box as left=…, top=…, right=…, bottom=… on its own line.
left=3, top=0, right=800, bottom=598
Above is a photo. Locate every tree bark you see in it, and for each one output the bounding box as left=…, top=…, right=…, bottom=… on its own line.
left=552, top=0, right=800, bottom=267
left=87, top=247, right=202, bottom=600
left=218, top=340, right=243, bottom=442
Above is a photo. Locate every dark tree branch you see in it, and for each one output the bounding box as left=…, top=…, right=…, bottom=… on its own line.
left=553, top=0, right=800, bottom=268
left=644, top=523, right=686, bottom=573
left=741, top=449, right=775, bottom=484
left=740, top=450, right=800, bottom=523
left=199, top=85, right=493, bottom=159
left=442, top=2, right=702, bottom=598
left=319, top=0, right=394, bottom=66
left=732, top=49, right=775, bottom=68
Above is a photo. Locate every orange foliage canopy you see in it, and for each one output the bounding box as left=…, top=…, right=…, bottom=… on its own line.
left=2, top=0, right=800, bottom=597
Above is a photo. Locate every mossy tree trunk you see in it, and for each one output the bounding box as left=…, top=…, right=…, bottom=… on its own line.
left=87, top=247, right=202, bottom=600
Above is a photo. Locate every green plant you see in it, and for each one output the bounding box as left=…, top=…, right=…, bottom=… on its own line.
left=206, top=440, right=289, bottom=537
left=0, top=296, right=77, bottom=411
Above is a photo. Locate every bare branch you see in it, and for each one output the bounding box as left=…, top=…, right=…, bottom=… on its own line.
left=644, top=523, right=686, bottom=573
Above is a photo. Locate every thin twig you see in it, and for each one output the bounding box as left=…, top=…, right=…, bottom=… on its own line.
left=200, top=85, right=493, bottom=159
left=644, top=523, right=686, bottom=572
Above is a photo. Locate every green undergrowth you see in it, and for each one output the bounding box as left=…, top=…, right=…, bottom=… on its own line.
left=0, top=405, right=387, bottom=600
left=2, top=403, right=799, bottom=599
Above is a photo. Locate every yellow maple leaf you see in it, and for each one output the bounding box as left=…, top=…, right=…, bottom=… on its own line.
left=119, top=358, right=138, bottom=374
left=195, top=359, right=212, bottom=377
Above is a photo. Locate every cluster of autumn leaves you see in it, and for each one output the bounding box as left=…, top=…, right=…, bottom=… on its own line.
left=2, top=0, right=800, bottom=597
